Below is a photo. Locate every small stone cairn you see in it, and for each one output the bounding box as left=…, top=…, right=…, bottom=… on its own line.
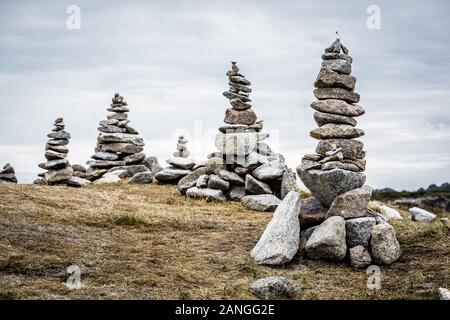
left=176, top=62, right=297, bottom=207
left=0, top=163, right=17, bottom=184
left=173, top=136, right=190, bottom=158
left=35, top=118, right=74, bottom=185
left=251, top=37, right=401, bottom=269
left=86, top=93, right=162, bottom=184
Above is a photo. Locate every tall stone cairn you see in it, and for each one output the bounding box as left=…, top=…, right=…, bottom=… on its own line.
left=297, top=37, right=367, bottom=207
left=0, top=163, right=17, bottom=184
left=177, top=62, right=298, bottom=207
left=296, top=37, right=400, bottom=266
left=37, top=117, right=73, bottom=185
left=86, top=93, right=153, bottom=182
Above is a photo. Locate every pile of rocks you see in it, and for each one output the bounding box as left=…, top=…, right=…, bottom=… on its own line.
left=173, top=136, right=190, bottom=158
left=35, top=118, right=75, bottom=185
left=0, top=163, right=17, bottom=184
left=177, top=62, right=297, bottom=207
left=251, top=38, right=401, bottom=269
left=86, top=93, right=161, bottom=184
left=155, top=156, right=197, bottom=185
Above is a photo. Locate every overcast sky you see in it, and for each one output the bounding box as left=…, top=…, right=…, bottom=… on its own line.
left=1, top=0, right=449, bottom=190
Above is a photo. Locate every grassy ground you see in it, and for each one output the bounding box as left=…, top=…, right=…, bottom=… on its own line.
left=0, top=183, right=448, bottom=300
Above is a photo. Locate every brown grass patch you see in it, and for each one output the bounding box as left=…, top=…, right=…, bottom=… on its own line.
left=0, top=183, right=448, bottom=299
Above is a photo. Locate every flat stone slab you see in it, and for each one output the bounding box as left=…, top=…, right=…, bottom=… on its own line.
left=241, top=194, right=281, bottom=212
left=409, top=207, right=436, bottom=222
left=186, top=187, right=227, bottom=202
left=311, top=99, right=365, bottom=117
left=250, top=277, right=297, bottom=299
left=310, top=124, right=364, bottom=140
left=251, top=191, right=302, bottom=265
left=166, top=157, right=197, bottom=170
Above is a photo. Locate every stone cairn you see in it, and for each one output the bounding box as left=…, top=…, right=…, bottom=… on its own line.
left=173, top=136, right=190, bottom=158
left=173, top=62, right=298, bottom=208
left=86, top=93, right=162, bottom=184
left=251, top=37, right=401, bottom=269
left=0, top=163, right=17, bottom=184
left=35, top=118, right=74, bottom=185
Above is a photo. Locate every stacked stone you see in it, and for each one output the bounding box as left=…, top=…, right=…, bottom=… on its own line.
left=177, top=62, right=298, bottom=208
left=86, top=93, right=159, bottom=184
left=173, top=136, right=190, bottom=158
left=293, top=37, right=401, bottom=267
left=37, top=118, right=73, bottom=185
left=0, top=163, right=17, bottom=184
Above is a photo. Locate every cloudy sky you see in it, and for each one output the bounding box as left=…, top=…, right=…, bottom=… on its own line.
left=0, top=0, right=449, bottom=190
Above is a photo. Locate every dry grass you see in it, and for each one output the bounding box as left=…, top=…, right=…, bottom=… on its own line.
left=0, top=183, right=448, bottom=300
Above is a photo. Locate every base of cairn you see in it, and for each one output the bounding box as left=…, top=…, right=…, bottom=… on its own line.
left=251, top=37, right=401, bottom=267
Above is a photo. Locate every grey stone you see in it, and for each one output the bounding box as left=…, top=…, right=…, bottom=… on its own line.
left=218, top=170, right=245, bottom=185
left=177, top=167, right=208, bottom=194
left=129, top=171, right=153, bottom=184
left=316, top=139, right=365, bottom=160
left=98, top=132, right=144, bottom=146
left=314, top=68, right=356, bottom=90
left=207, top=174, right=230, bottom=191
left=438, top=288, right=450, bottom=300
left=245, top=175, right=273, bottom=195
left=98, top=125, right=126, bottom=133
left=229, top=75, right=251, bottom=85
left=93, top=173, right=122, bottom=184
left=224, top=108, right=257, bottom=125
left=166, top=157, right=197, bottom=170
left=45, top=166, right=73, bottom=183
left=107, top=112, right=128, bottom=121
left=45, top=149, right=68, bottom=160
left=142, top=156, right=164, bottom=175
left=186, top=187, right=227, bottom=202
left=280, top=168, right=298, bottom=200
left=346, top=217, right=376, bottom=248
left=349, top=245, right=372, bottom=269
left=108, top=165, right=149, bottom=178
left=409, top=207, right=436, bottom=222
left=311, top=100, right=365, bottom=117
left=314, top=88, right=360, bottom=104
left=67, top=176, right=91, bottom=187
left=322, top=52, right=353, bottom=63
left=297, top=168, right=366, bottom=206
left=47, top=131, right=71, bottom=140
left=250, top=277, right=297, bottom=300
left=228, top=185, right=246, bottom=201
left=72, top=164, right=86, bottom=173
left=196, top=174, right=209, bottom=188
left=305, top=216, right=347, bottom=261
left=101, top=143, right=143, bottom=154
left=44, top=159, right=69, bottom=170
left=230, top=98, right=251, bottom=110
left=370, top=223, right=401, bottom=265
left=155, top=167, right=191, bottom=183
left=314, top=111, right=357, bottom=127
left=123, top=152, right=146, bottom=165
left=251, top=191, right=302, bottom=265
left=252, top=160, right=286, bottom=181
left=322, top=161, right=360, bottom=172
left=321, top=59, right=352, bottom=75
left=241, top=194, right=281, bottom=212
left=204, top=157, right=226, bottom=174
left=89, top=160, right=127, bottom=169
left=299, top=197, right=328, bottom=225
left=310, top=124, right=364, bottom=140
left=229, top=81, right=251, bottom=93
left=47, top=138, right=69, bottom=146
left=92, top=151, right=119, bottom=161
left=327, top=186, right=373, bottom=219
left=223, top=91, right=251, bottom=102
